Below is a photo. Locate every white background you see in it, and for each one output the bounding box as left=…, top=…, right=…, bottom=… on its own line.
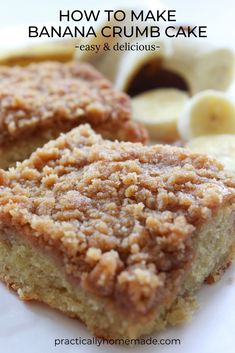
left=0, top=1, right=235, bottom=353
left=0, top=0, right=235, bottom=46
left=0, top=0, right=235, bottom=50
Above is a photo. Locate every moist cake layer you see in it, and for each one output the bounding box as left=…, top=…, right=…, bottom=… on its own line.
left=0, top=61, right=147, bottom=168
left=0, top=124, right=235, bottom=338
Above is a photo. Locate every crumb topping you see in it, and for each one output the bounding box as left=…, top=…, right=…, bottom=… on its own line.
left=0, top=61, right=147, bottom=144
left=0, top=124, right=234, bottom=316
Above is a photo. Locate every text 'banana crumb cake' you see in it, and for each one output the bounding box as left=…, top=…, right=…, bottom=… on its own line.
left=0, top=61, right=147, bottom=169
left=0, top=124, right=235, bottom=339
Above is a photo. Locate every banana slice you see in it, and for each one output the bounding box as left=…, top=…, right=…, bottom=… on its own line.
left=116, top=38, right=234, bottom=95
left=163, top=39, right=235, bottom=95
left=186, top=135, right=235, bottom=172
left=132, top=88, right=189, bottom=142
left=0, top=40, right=77, bottom=66
left=177, top=90, right=235, bottom=141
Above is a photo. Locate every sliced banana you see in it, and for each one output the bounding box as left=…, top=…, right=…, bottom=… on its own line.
left=132, top=88, right=189, bottom=142
left=163, top=39, right=234, bottom=95
left=177, top=90, right=235, bottom=141
left=186, top=135, right=235, bottom=172
left=115, top=38, right=234, bottom=95
left=0, top=40, right=77, bottom=66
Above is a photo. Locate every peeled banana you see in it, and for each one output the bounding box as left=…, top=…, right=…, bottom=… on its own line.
left=177, top=90, right=235, bottom=141
left=132, top=88, right=189, bottom=142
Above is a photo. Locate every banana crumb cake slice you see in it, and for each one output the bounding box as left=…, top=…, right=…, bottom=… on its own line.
left=0, top=124, right=235, bottom=339
left=0, top=61, right=147, bottom=169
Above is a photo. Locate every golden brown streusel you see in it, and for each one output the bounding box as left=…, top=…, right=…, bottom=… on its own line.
left=0, top=124, right=235, bottom=317
left=0, top=61, right=147, bottom=145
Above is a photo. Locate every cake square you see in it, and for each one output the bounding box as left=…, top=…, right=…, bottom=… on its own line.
left=0, top=61, right=147, bottom=169
left=0, top=124, right=234, bottom=339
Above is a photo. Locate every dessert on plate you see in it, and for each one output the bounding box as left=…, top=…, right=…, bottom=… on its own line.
left=0, top=61, right=147, bottom=169
left=0, top=124, right=234, bottom=339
